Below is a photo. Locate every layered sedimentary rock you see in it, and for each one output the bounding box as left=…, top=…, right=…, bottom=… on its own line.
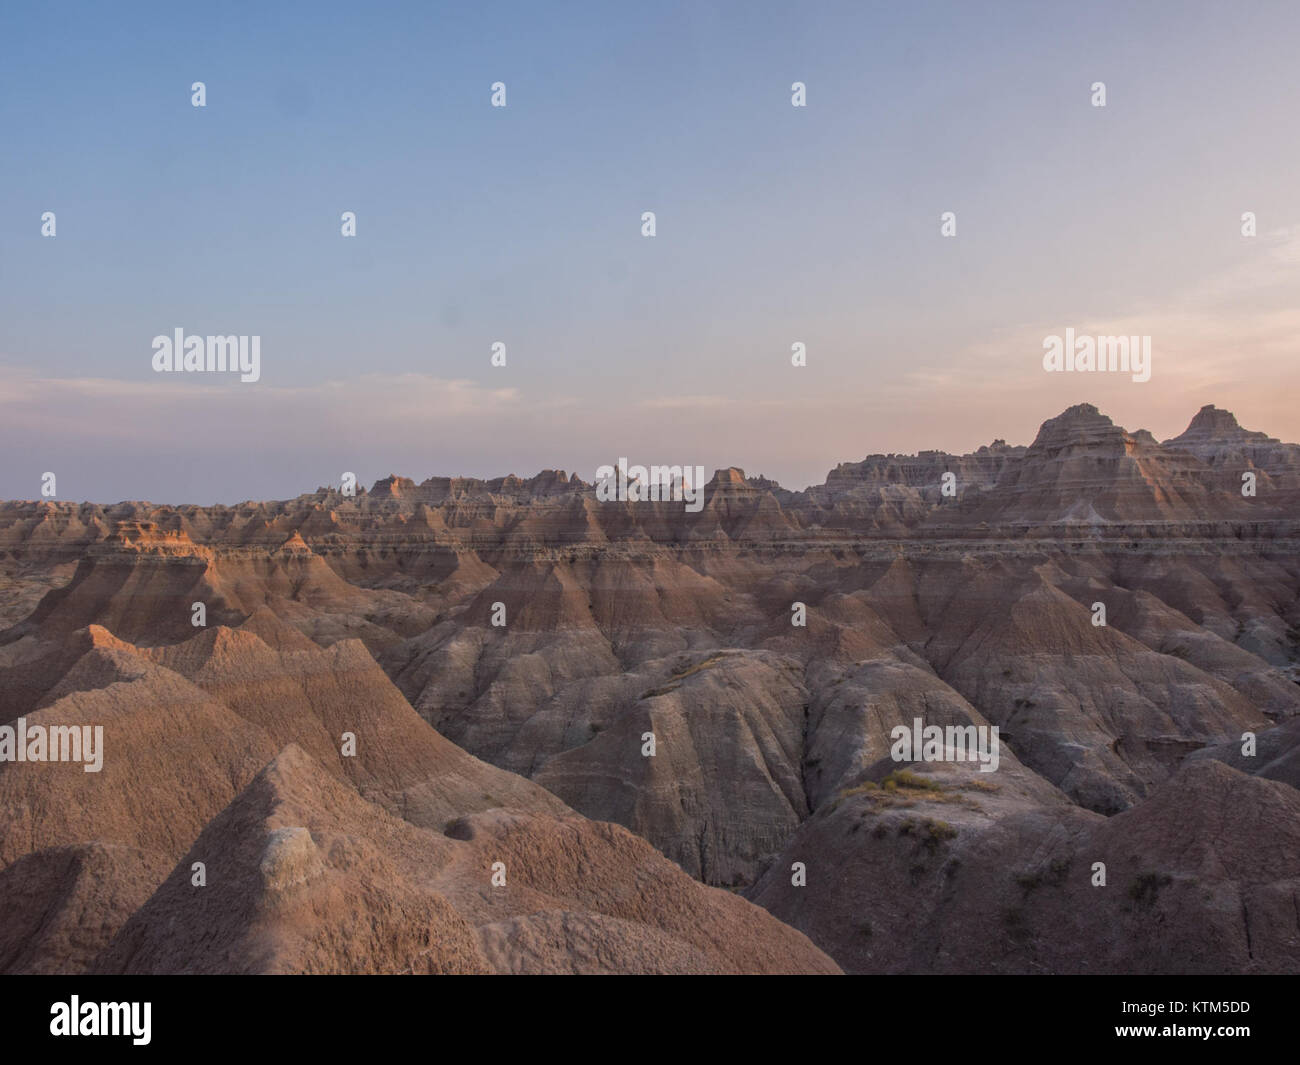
left=0, top=620, right=835, bottom=974
left=2, top=403, right=1298, bottom=973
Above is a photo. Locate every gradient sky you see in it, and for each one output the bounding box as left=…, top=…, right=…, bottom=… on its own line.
left=3, top=0, right=1299, bottom=503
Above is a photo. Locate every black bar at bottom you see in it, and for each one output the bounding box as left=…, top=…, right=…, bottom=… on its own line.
left=0, top=974, right=1281, bottom=1053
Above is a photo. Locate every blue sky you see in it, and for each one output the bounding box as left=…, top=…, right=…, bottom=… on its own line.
left=3, top=0, right=1299, bottom=502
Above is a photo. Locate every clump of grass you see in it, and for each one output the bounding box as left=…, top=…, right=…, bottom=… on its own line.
left=669, top=652, right=727, bottom=680
left=1015, top=856, right=1072, bottom=895
left=834, top=770, right=984, bottom=814
left=1015, top=871, right=1043, bottom=893
left=882, top=768, right=942, bottom=791
left=1127, top=872, right=1173, bottom=908
left=642, top=653, right=731, bottom=699
left=639, top=682, right=680, bottom=699
left=898, top=816, right=958, bottom=852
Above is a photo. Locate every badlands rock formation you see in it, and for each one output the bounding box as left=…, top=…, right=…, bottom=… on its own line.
left=1, top=403, right=1298, bottom=973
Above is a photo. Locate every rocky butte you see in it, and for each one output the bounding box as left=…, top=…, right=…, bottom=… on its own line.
left=1, top=403, right=1298, bottom=974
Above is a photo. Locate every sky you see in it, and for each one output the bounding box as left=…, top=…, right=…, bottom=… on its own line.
left=2, top=0, right=1299, bottom=503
